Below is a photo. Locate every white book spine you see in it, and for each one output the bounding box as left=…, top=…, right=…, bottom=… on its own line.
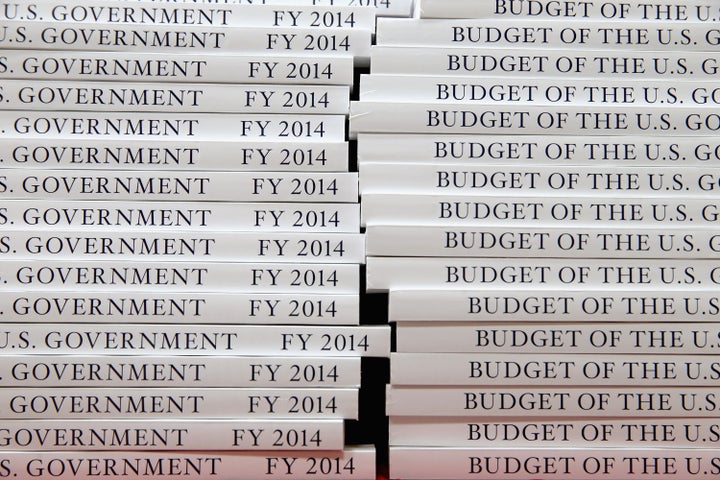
left=0, top=231, right=365, bottom=263
left=390, top=353, right=720, bottom=386
left=389, top=289, right=720, bottom=323
left=0, top=418, right=344, bottom=450
left=395, top=322, right=720, bottom=355
left=0, top=81, right=350, bottom=114
left=351, top=101, right=720, bottom=136
left=4, top=2, right=375, bottom=29
left=367, top=225, right=720, bottom=259
left=367, top=257, right=720, bottom=292
left=0, top=138, right=349, bottom=172
left=0, top=170, right=358, bottom=202
left=0, top=446, right=376, bottom=479
left=360, top=74, right=719, bottom=106
left=376, top=18, right=720, bottom=52
left=1, top=200, right=361, bottom=232
left=0, top=323, right=391, bottom=357
left=0, top=387, right=358, bottom=419
left=360, top=163, right=720, bottom=197
left=389, top=417, right=720, bottom=448
left=0, top=50, right=354, bottom=85
left=419, top=0, right=720, bottom=22
left=357, top=134, right=720, bottom=167
left=0, top=355, right=361, bottom=387
left=1, top=112, right=345, bottom=141
left=387, top=386, right=720, bottom=418
left=0, top=21, right=371, bottom=62
left=390, top=446, right=719, bottom=480
left=370, top=46, right=720, bottom=80
left=0, top=260, right=359, bottom=293
left=361, top=194, right=719, bottom=227
left=0, top=291, right=359, bottom=325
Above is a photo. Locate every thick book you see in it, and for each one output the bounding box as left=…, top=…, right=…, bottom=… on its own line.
left=389, top=416, right=719, bottom=448
left=359, top=163, right=720, bottom=196
left=2, top=80, right=350, bottom=113
left=419, top=0, right=720, bottom=21
left=1, top=260, right=359, bottom=293
left=6, top=2, right=375, bottom=30
left=390, top=352, right=720, bottom=386
left=390, top=446, right=719, bottom=480
left=0, top=446, right=376, bottom=479
left=0, top=230, right=365, bottom=263
left=0, top=418, right=344, bottom=450
left=0, top=137, right=349, bottom=171
left=357, top=133, right=720, bottom=166
left=0, top=354, right=361, bottom=387
left=371, top=46, right=720, bottom=80
left=396, top=321, right=720, bottom=354
left=0, top=323, right=391, bottom=356
left=350, top=101, right=720, bottom=136
left=366, top=257, right=720, bottom=292
left=389, top=289, right=720, bottom=323
left=366, top=225, right=720, bottom=259
left=376, top=18, right=720, bottom=52
left=0, top=291, right=359, bottom=324
left=0, top=50, right=354, bottom=85
left=387, top=386, right=720, bottom=418
left=0, top=387, right=358, bottom=419
left=361, top=194, right=719, bottom=227
left=1, top=200, right=361, bottom=232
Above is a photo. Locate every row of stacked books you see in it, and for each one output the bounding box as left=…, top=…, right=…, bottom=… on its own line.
left=0, top=0, right=414, bottom=478
left=352, top=0, right=720, bottom=478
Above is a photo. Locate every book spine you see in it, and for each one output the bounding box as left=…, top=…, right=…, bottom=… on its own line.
left=0, top=138, right=349, bottom=172
left=357, top=133, right=720, bottom=167
left=0, top=323, right=391, bottom=356
left=390, top=446, right=719, bottom=480
left=0, top=260, right=359, bottom=293
left=1, top=112, right=345, bottom=141
left=389, top=289, right=719, bottom=323
left=361, top=194, right=719, bottom=227
left=370, top=46, right=720, bottom=79
left=0, top=387, right=358, bottom=419
left=1, top=200, right=361, bottom=232
left=367, top=225, right=720, bottom=259
left=0, top=21, right=372, bottom=62
left=0, top=418, right=344, bottom=450
left=367, top=257, right=720, bottom=292
left=0, top=446, right=376, bottom=479
left=0, top=50, right=354, bottom=85
left=419, top=0, right=720, bottom=21
left=376, top=18, right=720, bottom=52
left=395, top=322, right=720, bottom=354
left=350, top=101, right=720, bottom=136
left=4, top=2, right=375, bottom=30
left=0, top=291, right=359, bottom=325
left=0, top=81, right=350, bottom=114
left=0, top=231, right=365, bottom=263
left=386, top=386, right=720, bottom=418
left=0, top=354, right=361, bottom=387
left=390, top=352, right=720, bottom=386
left=389, top=417, right=720, bottom=448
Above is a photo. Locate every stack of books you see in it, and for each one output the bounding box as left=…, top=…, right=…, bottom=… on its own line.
left=0, top=1, right=397, bottom=478
left=352, top=0, right=720, bottom=478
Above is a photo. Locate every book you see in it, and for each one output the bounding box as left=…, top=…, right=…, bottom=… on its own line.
left=0, top=354, right=360, bottom=387
left=0, top=418, right=344, bottom=450
left=0, top=291, right=359, bottom=324
left=0, top=387, right=358, bottom=419
left=395, top=321, right=720, bottom=354
left=389, top=289, right=720, bottom=323
left=0, top=323, right=391, bottom=356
